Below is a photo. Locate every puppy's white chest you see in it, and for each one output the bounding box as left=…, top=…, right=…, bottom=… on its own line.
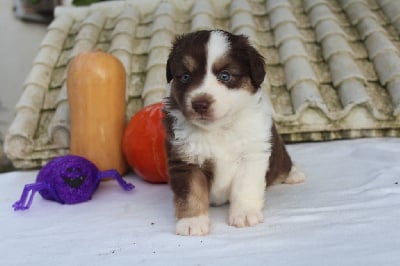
left=180, top=130, right=242, bottom=205
left=175, top=126, right=238, bottom=164
left=209, top=150, right=241, bottom=205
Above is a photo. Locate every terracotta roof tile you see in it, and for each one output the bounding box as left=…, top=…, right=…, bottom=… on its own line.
left=5, top=0, right=400, bottom=168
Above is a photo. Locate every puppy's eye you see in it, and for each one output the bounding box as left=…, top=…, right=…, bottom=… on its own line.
left=179, top=73, right=191, bottom=84
left=217, top=71, right=231, bottom=82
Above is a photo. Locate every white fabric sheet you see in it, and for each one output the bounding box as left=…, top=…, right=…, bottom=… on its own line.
left=1, top=138, right=400, bottom=265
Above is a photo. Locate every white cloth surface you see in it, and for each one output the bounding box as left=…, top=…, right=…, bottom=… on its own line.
left=1, top=138, right=400, bottom=265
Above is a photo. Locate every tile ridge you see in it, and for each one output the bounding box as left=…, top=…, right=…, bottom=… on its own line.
left=47, top=84, right=70, bottom=149
left=69, top=11, right=107, bottom=60
left=229, top=0, right=258, bottom=47
left=267, top=1, right=323, bottom=116
left=378, top=1, right=400, bottom=33
left=4, top=13, right=75, bottom=160
left=341, top=0, right=400, bottom=116
left=191, top=0, right=214, bottom=31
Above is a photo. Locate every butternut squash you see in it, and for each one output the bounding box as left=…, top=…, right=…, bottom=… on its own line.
left=67, top=50, right=127, bottom=174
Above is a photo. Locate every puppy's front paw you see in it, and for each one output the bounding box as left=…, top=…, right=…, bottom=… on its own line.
left=176, top=215, right=210, bottom=236
left=229, top=210, right=264, bottom=227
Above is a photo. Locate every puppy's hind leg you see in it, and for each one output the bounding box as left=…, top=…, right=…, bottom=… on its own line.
left=266, top=124, right=305, bottom=186
left=284, top=165, right=306, bottom=184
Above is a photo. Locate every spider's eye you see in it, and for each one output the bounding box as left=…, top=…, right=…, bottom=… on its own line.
left=217, top=70, right=231, bottom=82
left=67, top=167, right=73, bottom=173
left=179, top=73, right=191, bottom=84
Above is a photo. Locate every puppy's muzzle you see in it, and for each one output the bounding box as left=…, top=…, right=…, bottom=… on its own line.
left=192, top=99, right=210, bottom=115
left=191, top=93, right=215, bottom=117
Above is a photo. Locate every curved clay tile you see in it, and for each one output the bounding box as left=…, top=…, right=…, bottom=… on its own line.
left=378, top=0, right=400, bottom=33
left=230, top=0, right=252, bottom=15
left=70, top=12, right=106, bottom=58
left=191, top=0, right=214, bottom=17
left=191, top=1, right=214, bottom=31
left=142, top=65, right=168, bottom=106
left=48, top=13, right=74, bottom=33
left=111, top=18, right=137, bottom=39
left=151, top=15, right=175, bottom=35
left=307, top=3, right=336, bottom=27
left=269, top=7, right=297, bottom=30
left=48, top=86, right=69, bottom=147
left=365, top=32, right=397, bottom=60
left=191, top=13, right=214, bottom=31
left=321, top=35, right=353, bottom=60
left=339, top=0, right=376, bottom=25
left=315, top=19, right=346, bottom=42
left=373, top=53, right=400, bottom=87
left=229, top=0, right=257, bottom=44
left=328, top=55, right=365, bottom=87
left=387, top=80, right=400, bottom=115
left=273, top=23, right=303, bottom=47
left=230, top=11, right=255, bottom=33
left=148, top=30, right=173, bottom=50
left=110, top=34, right=134, bottom=54
left=290, top=82, right=325, bottom=115
left=117, top=4, right=141, bottom=23
left=337, top=79, right=369, bottom=107
left=40, top=29, right=69, bottom=51
left=109, top=16, right=137, bottom=103
left=4, top=107, right=36, bottom=160
left=145, top=45, right=170, bottom=71
left=284, top=57, right=318, bottom=89
left=279, top=39, right=308, bottom=64
left=265, top=0, right=290, bottom=14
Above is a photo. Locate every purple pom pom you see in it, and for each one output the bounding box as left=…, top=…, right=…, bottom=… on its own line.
left=37, top=155, right=99, bottom=204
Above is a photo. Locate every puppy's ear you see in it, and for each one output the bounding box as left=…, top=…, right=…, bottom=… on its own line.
left=247, top=45, right=266, bottom=89
left=166, top=57, right=173, bottom=83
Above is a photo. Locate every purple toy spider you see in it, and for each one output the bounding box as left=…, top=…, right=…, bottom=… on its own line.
left=13, top=155, right=134, bottom=211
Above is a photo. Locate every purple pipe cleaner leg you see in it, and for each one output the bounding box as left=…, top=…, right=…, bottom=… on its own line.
left=98, top=170, right=135, bottom=191
left=13, top=182, right=57, bottom=211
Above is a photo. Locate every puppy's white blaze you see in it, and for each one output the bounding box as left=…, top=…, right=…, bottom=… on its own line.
left=186, top=31, right=234, bottom=125
left=207, top=31, right=230, bottom=72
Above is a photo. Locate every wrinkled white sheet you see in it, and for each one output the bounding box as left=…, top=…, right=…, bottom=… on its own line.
left=1, top=138, right=400, bottom=265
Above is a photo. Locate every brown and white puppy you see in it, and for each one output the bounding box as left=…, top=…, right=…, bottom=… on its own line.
left=163, top=30, right=304, bottom=236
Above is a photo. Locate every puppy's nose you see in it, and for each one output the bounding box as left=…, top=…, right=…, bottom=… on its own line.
left=192, top=100, right=210, bottom=115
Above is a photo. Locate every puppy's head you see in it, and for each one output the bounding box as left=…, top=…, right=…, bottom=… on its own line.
left=165, top=30, right=265, bottom=127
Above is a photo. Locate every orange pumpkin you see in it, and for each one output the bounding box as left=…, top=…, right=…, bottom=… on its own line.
left=122, top=102, right=169, bottom=183
left=67, top=50, right=127, bottom=175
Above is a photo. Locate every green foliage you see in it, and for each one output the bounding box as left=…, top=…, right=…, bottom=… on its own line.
left=72, top=0, right=101, bottom=6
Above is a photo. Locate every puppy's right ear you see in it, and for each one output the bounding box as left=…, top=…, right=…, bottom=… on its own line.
left=247, top=44, right=266, bottom=89
left=166, top=57, right=173, bottom=83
